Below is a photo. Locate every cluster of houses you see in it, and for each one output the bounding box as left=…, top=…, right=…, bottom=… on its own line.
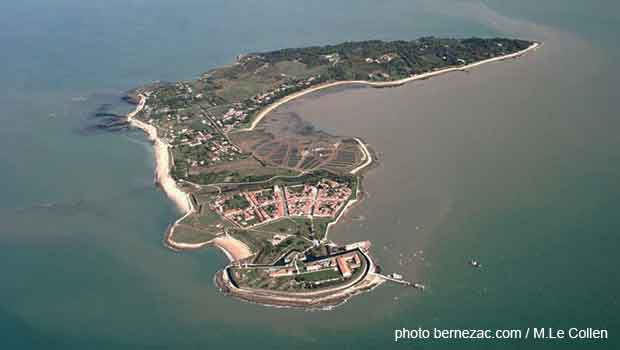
left=314, top=179, right=353, bottom=216
left=163, top=122, right=243, bottom=167
left=210, top=186, right=286, bottom=227
left=143, top=95, right=245, bottom=168
left=285, top=184, right=316, bottom=216
left=145, top=113, right=247, bottom=169
left=219, top=106, right=251, bottom=132
left=139, top=67, right=329, bottom=178
left=210, top=179, right=353, bottom=228
left=285, top=179, right=352, bottom=217
left=142, top=72, right=328, bottom=174
left=201, top=74, right=323, bottom=132
left=363, top=53, right=399, bottom=81
left=322, top=53, right=340, bottom=65
left=364, top=52, right=399, bottom=65
left=251, top=75, right=320, bottom=106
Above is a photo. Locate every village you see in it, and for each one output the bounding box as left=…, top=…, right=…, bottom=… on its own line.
left=210, top=178, right=353, bottom=228
left=138, top=87, right=247, bottom=170
left=135, top=73, right=327, bottom=174
left=125, top=37, right=537, bottom=307
left=210, top=73, right=325, bottom=132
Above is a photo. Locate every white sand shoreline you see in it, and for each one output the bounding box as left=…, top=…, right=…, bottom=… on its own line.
left=128, top=96, right=255, bottom=260
left=237, top=42, right=541, bottom=133
left=127, top=41, right=540, bottom=259
left=127, top=95, right=193, bottom=214
left=239, top=42, right=541, bottom=240
left=350, top=137, right=372, bottom=175
left=213, top=235, right=253, bottom=261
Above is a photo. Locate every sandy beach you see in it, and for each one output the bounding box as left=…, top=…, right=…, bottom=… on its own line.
left=212, top=235, right=252, bottom=261
left=130, top=41, right=540, bottom=218
left=128, top=95, right=258, bottom=260
left=127, top=96, right=193, bottom=214
left=128, top=41, right=539, bottom=258
left=237, top=42, right=540, bottom=132
left=350, top=137, right=372, bottom=174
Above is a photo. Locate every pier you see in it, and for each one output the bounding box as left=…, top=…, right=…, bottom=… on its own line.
left=371, top=272, right=425, bottom=290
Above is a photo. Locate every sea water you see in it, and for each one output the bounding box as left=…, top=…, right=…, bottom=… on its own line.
left=1, top=0, right=618, bottom=348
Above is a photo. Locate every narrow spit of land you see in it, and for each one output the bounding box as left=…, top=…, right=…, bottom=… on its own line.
left=238, top=42, right=539, bottom=132
left=125, top=37, right=539, bottom=309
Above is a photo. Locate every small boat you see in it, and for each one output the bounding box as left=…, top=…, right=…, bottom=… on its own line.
left=469, top=260, right=482, bottom=268
left=413, top=283, right=425, bottom=290
left=389, top=273, right=403, bottom=280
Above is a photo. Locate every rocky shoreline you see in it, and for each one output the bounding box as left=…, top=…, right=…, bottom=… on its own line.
left=214, top=268, right=384, bottom=311
left=213, top=248, right=385, bottom=310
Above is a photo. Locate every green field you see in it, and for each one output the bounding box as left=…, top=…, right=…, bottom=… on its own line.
left=170, top=224, right=217, bottom=244
left=295, top=268, right=341, bottom=282
left=135, top=38, right=534, bottom=288
left=255, top=217, right=312, bottom=236
left=252, top=235, right=312, bottom=265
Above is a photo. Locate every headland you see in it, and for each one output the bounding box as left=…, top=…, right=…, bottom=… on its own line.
left=125, top=37, right=539, bottom=309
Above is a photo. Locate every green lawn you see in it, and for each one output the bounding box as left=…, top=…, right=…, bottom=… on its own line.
left=295, top=268, right=341, bottom=282
left=255, top=217, right=310, bottom=235
left=170, top=224, right=217, bottom=244
left=228, top=229, right=272, bottom=254
left=252, top=235, right=312, bottom=265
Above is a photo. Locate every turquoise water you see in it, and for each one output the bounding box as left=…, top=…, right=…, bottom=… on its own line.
left=1, top=1, right=618, bottom=349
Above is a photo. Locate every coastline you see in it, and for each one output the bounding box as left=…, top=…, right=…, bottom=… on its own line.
left=124, top=40, right=541, bottom=310
left=320, top=137, right=372, bottom=239
left=237, top=42, right=541, bottom=133
left=212, top=235, right=253, bottom=261
left=129, top=40, right=539, bottom=225
left=350, top=137, right=372, bottom=175
left=230, top=42, right=541, bottom=243
left=128, top=41, right=540, bottom=262
left=127, top=96, right=193, bottom=214
left=215, top=248, right=385, bottom=310
left=128, top=95, right=255, bottom=260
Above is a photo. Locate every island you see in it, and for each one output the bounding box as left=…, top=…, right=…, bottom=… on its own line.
left=125, top=37, right=539, bottom=309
